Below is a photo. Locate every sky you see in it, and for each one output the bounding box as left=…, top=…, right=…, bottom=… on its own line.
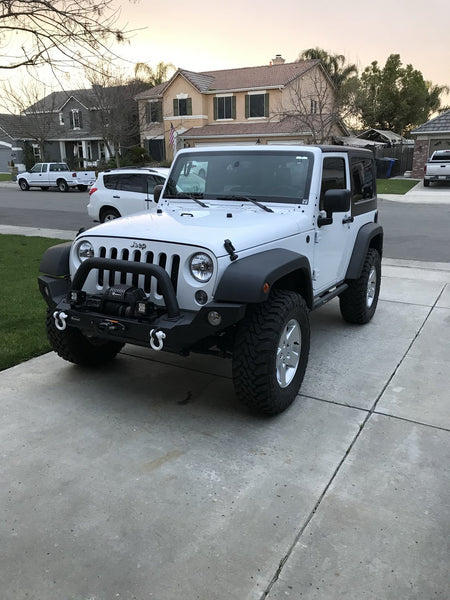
left=106, top=0, right=449, bottom=94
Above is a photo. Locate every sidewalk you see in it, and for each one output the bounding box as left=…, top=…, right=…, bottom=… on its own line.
left=1, top=256, right=449, bottom=599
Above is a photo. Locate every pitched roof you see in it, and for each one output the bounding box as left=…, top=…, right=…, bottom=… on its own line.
left=136, top=60, right=322, bottom=99
left=411, top=110, right=450, bottom=135
left=180, top=115, right=342, bottom=138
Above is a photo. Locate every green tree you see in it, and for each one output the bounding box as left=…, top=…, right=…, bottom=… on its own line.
left=356, top=54, right=448, bottom=135
left=134, top=61, right=176, bottom=86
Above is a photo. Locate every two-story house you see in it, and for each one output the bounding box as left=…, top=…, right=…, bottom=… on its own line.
left=2, top=83, right=144, bottom=171
left=136, top=55, right=348, bottom=161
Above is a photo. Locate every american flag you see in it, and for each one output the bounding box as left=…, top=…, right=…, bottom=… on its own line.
left=169, top=122, right=175, bottom=146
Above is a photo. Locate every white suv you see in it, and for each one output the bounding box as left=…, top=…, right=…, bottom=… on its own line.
left=87, top=167, right=169, bottom=222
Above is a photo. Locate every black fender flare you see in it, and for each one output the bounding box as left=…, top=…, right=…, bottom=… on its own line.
left=214, top=249, right=312, bottom=305
left=345, top=223, right=383, bottom=280
left=39, top=241, right=71, bottom=277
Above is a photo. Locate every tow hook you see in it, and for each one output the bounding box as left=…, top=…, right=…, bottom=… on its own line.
left=53, top=311, right=68, bottom=331
left=149, top=329, right=166, bottom=351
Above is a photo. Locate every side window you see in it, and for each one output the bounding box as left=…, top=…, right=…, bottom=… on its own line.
left=147, top=175, right=166, bottom=193
left=116, top=174, right=146, bottom=193
left=103, top=174, right=120, bottom=190
left=30, top=164, right=43, bottom=173
left=320, top=157, right=346, bottom=208
left=351, top=158, right=375, bottom=202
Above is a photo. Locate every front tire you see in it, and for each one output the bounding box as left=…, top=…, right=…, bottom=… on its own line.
left=46, top=309, right=124, bottom=366
left=19, top=179, right=29, bottom=191
left=232, top=290, right=310, bottom=416
left=339, top=248, right=381, bottom=324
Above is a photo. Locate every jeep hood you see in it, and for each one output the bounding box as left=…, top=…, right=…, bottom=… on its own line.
left=83, top=207, right=305, bottom=257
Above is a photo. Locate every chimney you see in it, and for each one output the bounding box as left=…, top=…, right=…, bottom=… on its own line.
left=271, top=54, right=285, bottom=65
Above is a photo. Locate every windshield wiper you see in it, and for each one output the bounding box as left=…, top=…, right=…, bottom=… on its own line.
left=216, top=195, right=273, bottom=213
left=165, top=192, right=209, bottom=208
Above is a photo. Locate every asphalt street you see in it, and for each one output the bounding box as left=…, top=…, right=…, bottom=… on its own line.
left=0, top=179, right=449, bottom=262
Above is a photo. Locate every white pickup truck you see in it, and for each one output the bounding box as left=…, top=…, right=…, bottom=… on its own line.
left=424, top=150, right=450, bottom=187
left=18, top=162, right=96, bottom=192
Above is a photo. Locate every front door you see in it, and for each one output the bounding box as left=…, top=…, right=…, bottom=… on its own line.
left=312, top=154, right=354, bottom=293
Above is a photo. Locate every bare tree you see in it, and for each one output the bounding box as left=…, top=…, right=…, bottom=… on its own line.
left=83, top=67, right=148, bottom=167
left=0, top=79, right=58, bottom=160
left=0, top=0, right=133, bottom=74
left=274, top=66, right=345, bottom=144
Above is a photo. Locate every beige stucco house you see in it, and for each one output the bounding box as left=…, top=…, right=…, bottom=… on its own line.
left=135, top=55, right=348, bottom=161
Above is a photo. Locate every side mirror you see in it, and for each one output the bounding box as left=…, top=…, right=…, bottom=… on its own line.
left=318, top=189, right=351, bottom=227
left=153, top=184, right=163, bottom=203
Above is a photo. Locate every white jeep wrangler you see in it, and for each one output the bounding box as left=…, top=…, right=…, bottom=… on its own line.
left=39, top=145, right=383, bottom=415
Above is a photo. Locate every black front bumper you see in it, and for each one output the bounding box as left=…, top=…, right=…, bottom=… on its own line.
left=38, top=258, right=246, bottom=353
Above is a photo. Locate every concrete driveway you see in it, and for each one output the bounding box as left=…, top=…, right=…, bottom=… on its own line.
left=1, top=257, right=449, bottom=600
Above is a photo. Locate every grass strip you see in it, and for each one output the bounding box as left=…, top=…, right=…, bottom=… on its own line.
left=376, top=178, right=419, bottom=194
left=0, top=235, right=67, bottom=371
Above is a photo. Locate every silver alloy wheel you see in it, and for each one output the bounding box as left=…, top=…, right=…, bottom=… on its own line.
left=104, top=213, right=118, bottom=221
left=276, top=318, right=301, bottom=388
left=367, top=265, right=377, bottom=308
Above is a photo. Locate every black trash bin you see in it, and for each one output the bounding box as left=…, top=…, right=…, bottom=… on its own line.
left=376, top=157, right=394, bottom=179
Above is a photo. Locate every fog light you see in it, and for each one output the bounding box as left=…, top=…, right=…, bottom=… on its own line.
left=137, top=301, right=148, bottom=315
left=195, top=290, right=208, bottom=305
left=207, top=311, right=222, bottom=326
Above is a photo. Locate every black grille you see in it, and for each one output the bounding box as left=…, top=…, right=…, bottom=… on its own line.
left=96, top=246, right=180, bottom=296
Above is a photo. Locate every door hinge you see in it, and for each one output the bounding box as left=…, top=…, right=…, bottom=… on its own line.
left=314, top=231, right=321, bottom=243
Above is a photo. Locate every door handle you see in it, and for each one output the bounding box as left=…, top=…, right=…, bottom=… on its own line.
left=342, top=216, right=354, bottom=224
left=113, top=195, right=120, bottom=198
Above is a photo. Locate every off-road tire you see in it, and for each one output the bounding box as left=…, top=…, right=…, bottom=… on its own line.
left=339, top=248, right=381, bottom=324
left=232, top=290, right=310, bottom=416
left=57, top=179, right=69, bottom=192
left=46, top=309, right=124, bottom=366
left=101, top=208, right=121, bottom=222
left=19, top=179, right=29, bottom=191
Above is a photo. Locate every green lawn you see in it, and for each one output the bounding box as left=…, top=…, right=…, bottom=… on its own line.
left=0, top=173, right=14, bottom=181
left=376, top=178, right=419, bottom=194
left=0, top=235, right=67, bottom=371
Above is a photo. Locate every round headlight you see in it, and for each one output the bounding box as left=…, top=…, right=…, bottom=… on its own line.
left=77, top=240, right=94, bottom=261
left=189, top=253, right=213, bottom=282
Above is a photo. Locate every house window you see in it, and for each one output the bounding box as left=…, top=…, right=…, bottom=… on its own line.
left=214, top=96, right=235, bottom=120
left=59, top=112, right=64, bottom=125
left=245, top=93, right=269, bottom=118
left=146, top=101, right=162, bottom=123
left=98, top=141, right=106, bottom=161
left=173, top=97, right=192, bottom=116
left=32, top=144, right=41, bottom=161
left=70, top=109, right=83, bottom=129
left=310, top=100, right=318, bottom=114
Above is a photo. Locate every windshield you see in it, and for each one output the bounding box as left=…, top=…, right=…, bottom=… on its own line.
left=164, top=150, right=314, bottom=204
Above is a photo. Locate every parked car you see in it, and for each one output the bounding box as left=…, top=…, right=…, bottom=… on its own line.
left=424, top=150, right=450, bottom=187
left=18, top=162, right=95, bottom=192
left=87, top=167, right=169, bottom=222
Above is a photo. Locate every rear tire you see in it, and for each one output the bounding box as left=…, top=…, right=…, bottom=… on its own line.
left=46, top=309, right=124, bottom=366
left=423, top=179, right=430, bottom=187
left=101, top=208, right=121, bottom=222
left=57, top=179, right=69, bottom=192
left=19, top=179, right=29, bottom=191
left=339, top=248, right=381, bottom=324
left=232, top=290, right=310, bottom=416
